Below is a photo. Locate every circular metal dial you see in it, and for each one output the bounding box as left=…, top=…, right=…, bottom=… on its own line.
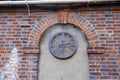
left=49, top=32, right=78, bottom=59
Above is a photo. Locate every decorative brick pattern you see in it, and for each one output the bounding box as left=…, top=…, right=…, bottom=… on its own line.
left=0, top=6, right=120, bottom=80
left=26, top=12, right=104, bottom=54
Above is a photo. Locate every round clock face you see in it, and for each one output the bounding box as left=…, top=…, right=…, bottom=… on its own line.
left=49, top=32, right=78, bottom=60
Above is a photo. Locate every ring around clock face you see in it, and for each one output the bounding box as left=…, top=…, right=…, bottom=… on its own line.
left=49, top=32, right=78, bottom=60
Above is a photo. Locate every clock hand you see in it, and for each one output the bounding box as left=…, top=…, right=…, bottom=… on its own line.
left=64, top=42, right=70, bottom=46
left=54, top=42, right=60, bottom=53
left=61, top=40, right=65, bottom=54
left=61, top=45, right=65, bottom=54
left=59, top=32, right=65, bottom=42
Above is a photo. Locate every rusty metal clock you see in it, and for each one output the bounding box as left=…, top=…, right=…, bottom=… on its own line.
left=49, top=32, right=78, bottom=60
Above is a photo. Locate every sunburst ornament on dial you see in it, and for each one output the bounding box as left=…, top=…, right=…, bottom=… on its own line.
left=49, top=32, right=78, bottom=60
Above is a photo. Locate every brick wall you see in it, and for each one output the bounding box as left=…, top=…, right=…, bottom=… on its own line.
left=0, top=5, right=120, bottom=80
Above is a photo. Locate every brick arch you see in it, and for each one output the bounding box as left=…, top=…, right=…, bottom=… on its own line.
left=25, top=12, right=104, bottom=54
left=67, top=14, right=100, bottom=47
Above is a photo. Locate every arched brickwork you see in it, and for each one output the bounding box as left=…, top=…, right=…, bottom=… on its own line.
left=24, top=12, right=104, bottom=54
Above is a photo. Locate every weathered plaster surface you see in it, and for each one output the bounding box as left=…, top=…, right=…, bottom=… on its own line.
left=39, top=24, right=90, bottom=80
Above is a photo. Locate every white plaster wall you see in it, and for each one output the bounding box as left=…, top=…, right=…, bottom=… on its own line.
left=39, top=24, right=90, bottom=80
left=3, top=47, right=19, bottom=80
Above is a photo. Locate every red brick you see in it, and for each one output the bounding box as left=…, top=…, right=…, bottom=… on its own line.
left=19, top=75, right=28, bottom=78
left=0, top=53, right=12, bottom=57
left=0, top=6, right=120, bottom=80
